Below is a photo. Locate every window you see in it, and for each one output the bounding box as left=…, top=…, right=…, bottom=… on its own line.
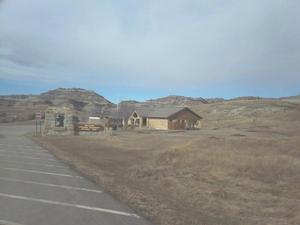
left=142, top=118, right=147, bottom=126
left=55, top=113, right=65, bottom=127
left=135, top=119, right=140, bottom=126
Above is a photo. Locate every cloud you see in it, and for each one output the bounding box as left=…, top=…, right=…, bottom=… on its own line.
left=0, top=0, right=299, bottom=94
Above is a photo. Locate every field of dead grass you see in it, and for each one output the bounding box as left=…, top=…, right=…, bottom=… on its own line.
left=34, top=100, right=300, bottom=225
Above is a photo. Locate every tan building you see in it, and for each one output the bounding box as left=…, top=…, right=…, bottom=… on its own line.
left=128, top=107, right=202, bottom=130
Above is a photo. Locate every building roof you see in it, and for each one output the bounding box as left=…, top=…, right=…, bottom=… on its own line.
left=109, top=107, right=132, bottom=119
left=133, top=106, right=202, bottom=119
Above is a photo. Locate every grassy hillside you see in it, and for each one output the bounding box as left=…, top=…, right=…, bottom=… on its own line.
left=34, top=98, right=300, bottom=225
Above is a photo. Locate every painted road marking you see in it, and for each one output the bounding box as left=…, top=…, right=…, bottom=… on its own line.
left=0, top=143, right=43, bottom=149
left=0, top=193, right=140, bottom=218
left=0, top=146, right=48, bottom=153
left=0, top=219, right=26, bottom=225
left=0, top=154, right=56, bottom=161
left=0, top=159, right=66, bottom=168
left=0, top=150, right=50, bottom=155
left=0, top=177, right=103, bottom=193
left=0, top=167, right=81, bottom=178
left=0, top=150, right=52, bottom=157
left=0, top=147, right=46, bottom=152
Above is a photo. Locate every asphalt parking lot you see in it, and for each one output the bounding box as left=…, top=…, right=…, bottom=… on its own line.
left=0, top=123, right=152, bottom=225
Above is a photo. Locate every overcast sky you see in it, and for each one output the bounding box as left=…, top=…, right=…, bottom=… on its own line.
left=0, top=0, right=299, bottom=102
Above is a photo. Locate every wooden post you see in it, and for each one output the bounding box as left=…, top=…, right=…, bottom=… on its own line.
left=40, top=120, right=42, bottom=134
left=35, top=119, right=38, bottom=136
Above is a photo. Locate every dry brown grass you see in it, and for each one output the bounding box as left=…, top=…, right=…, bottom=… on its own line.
left=34, top=100, right=300, bottom=225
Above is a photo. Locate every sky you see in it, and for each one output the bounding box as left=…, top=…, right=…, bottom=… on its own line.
left=0, top=0, right=299, bottom=103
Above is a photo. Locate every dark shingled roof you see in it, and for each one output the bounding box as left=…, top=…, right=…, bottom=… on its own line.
left=134, top=106, right=202, bottom=119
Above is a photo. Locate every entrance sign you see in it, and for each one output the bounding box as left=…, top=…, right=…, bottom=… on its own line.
left=35, top=112, right=43, bottom=136
left=35, top=112, right=42, bottom=120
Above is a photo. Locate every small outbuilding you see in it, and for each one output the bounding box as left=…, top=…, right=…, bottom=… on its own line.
left=128, top=106, right=202, bottom=130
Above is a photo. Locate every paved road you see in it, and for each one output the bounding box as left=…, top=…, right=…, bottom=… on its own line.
left=0, top=123, right=153, bottom=225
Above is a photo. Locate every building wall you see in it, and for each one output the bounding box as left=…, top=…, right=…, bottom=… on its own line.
left=169, top=109, right=200, bottom=121
left=128, top=115, right=143, bottom=128
left=168, top=120, right=186, bottom=130
left=128, top=108, right=202, bottom=130
left=147, top=118, right=169, bottom=130
left=168, top=109, right=201, bottom=130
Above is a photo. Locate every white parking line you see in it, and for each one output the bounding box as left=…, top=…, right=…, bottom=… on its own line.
left=0, top=219, right=26, bottom=225
left=0, top=159, right=66, bottom=168
left=0, top=146, right=48, bottom=153
left=0, top=149, right=49, bottom=155
left=0, top=193, right=139, bottom=218
left=0, top=143, right=42, bottom=149
left=0, top=150, right=51, bottom=156
left=0, top=167, right=81, bottom=178
left=0, top=154, right=56, bottom=161
left=0, top=177, right=102, bottom=193
left=0, top=145, right=48, bottom=152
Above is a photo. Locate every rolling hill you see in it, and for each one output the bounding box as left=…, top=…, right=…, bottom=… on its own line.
left=0, top=88, right=115, bottom=122
left=0, top=88, right=299, bottom=123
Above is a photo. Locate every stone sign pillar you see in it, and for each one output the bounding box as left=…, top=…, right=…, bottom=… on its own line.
left=43, top=107, right=78, bottom=135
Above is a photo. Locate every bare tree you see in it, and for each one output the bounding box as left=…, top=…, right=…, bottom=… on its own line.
left=116, top=102, right=136, bottom=128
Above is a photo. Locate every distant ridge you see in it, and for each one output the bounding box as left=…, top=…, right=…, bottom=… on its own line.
left=230, top=96, right=264, bottom=101
left=146, top=95, right=208, bottom=105
left=40, top=88, right=114, bottom=106
left=0, top=88, right=115, bottom=122
left=1, top=88, right=299, bottom=122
